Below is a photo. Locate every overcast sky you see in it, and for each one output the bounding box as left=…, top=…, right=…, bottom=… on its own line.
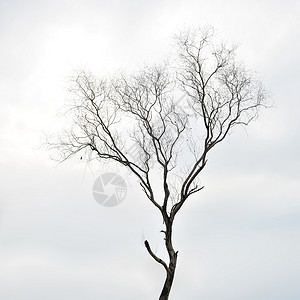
left=0, top=0, right=300, bottom=299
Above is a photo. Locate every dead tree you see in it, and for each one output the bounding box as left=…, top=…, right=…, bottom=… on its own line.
left=49, top=28, right=267, bottom=299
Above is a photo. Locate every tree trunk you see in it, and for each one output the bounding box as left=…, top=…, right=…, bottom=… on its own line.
left=159, top=255, right=177, bottom=300
left=159, top=218, right=178, bottom=300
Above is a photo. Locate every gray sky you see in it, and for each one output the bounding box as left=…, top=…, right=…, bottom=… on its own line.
left=0, top=0, right=299, bottom=299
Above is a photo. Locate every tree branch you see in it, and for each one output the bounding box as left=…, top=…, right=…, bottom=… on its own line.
left=144, top=240, right=170, bottom=275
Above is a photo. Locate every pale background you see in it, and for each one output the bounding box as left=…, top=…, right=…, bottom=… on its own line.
left=0, top=0, right=299, bottom=299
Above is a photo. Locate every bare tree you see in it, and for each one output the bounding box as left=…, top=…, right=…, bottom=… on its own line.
left=49, top=28, right=267, bottom=299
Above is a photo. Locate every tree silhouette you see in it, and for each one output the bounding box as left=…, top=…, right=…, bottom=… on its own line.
left=49, top=28, right=267, bottom=299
